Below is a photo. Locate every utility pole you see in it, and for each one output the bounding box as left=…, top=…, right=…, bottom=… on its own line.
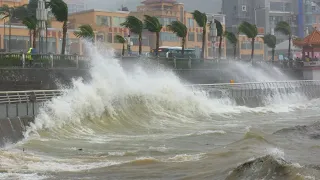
left=36, top=0, right=48, bottom=54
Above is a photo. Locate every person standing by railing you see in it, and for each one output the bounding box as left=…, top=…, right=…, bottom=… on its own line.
left=27, top=47, right=33, bottom=66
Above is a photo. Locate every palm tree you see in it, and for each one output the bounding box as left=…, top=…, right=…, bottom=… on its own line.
left=238, top=21, right=258, bottom=62
left=262, top=34, right=276, bottom=62
left=121, top=16, right=143, bottom=55
left=224, top=31, right=238, bottom=59
left=49, top=0, right=68, bottom=54
left=192, top=10, right=207, bottom=59
left=275, top=21, right=292, bottom=59
left=214, top=19, right=223, bottom=59
left=24, top=0, right=38, bottom=48
left=114, top=35, right=126, bottom=56
left=22, top=17, right=37, bottom=48
left=73, top=24, right=95, bottom=42
left=12, top=4, right=37, bottom=48
left=0, top=5, right=15, bottom=52
left=167, top=21, right=187, bottom=56
left=143, top=15, right=162, bottom=56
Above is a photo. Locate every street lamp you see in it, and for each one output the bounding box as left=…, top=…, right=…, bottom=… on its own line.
left=126, top=34, right=133, bottom=56
left=36, top=0, right=48, bottom=54
left=209, top=20, right=217, bottom=60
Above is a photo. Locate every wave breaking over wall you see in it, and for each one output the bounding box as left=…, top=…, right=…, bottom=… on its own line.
left=23, top=44, right=316, bottom=139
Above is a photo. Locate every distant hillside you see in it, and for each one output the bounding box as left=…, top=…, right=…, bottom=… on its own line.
left=86, top=0, right=221, bottom=13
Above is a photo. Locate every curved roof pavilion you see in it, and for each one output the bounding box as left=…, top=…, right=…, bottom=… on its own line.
left=293, top=30, right=320, bottom=58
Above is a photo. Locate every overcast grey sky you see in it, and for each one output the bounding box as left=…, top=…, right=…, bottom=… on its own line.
left=86, top=0, right=221, bottom=13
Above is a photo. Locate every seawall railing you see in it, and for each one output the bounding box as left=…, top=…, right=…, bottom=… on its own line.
left=1, top=80, right=320, bottom=146
left=189, top=80, right=320, bottom=106
left=0, top=80, right=319, bottom=118
left=0, top=90, right=62, bottom=118
left=0, top=53, right=306, bottom=70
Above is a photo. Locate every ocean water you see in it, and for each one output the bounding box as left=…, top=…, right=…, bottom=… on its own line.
left=1, top=45, right=320, bottom=180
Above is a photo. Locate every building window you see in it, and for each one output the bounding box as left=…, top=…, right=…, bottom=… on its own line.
left=188, top=32, right=194, bottom=41
left=113, top=17, right=126, bottom=27
left=197, top=33, right=202, bottom=42
left=254, top=42, right=262, bottom=49
left=96, top=16, right=111, bottom=26
left=208, top=47, right=213, bottom=57
left=96, top=34, right=104, bottom=42
left=158, top=17, right=177, bottom=26
left=107, top=33, right=112, bottom=43
left=187, top=18, right=194, bottom=27
left=241, top=41, right=263, bottom=50
left=131, top=35, right=149, bottom=46
left=160, top=32, right=179, bottom=42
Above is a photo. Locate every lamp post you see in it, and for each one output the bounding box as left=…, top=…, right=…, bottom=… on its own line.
left=126, top=34, right=133, bottom=56
left=209, top=20, right=217, bottom=60
left=36, top=0, right=48, bottom=54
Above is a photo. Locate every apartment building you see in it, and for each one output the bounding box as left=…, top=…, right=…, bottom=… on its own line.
left=221, top=0, right=265, bottom=60
left=68, top=0, right=226, bottom=58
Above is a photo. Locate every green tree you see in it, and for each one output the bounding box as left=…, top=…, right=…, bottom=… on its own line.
left=22, top=17, right=37, bottom=48
left=49, top=0, right=68, bottom=54
left=143, top=15, right=162, bottom=56
left=192, top=10, right=207, bottom=59
left=238, top=21, right=258, bottom=62
left=167, top=21, right=187, bottom=56
left=121, top=16, right=143, bottom=55
left=214, top=19, right=223, bottom=59
left=224, top=31, right=238, bottom=59
left=262, top=34, right=276, bottom=61
left=73, top=24, right=95, bottom=42
left=0, top=5, right=15, bottom=52
left=114, top=35, right=126, bottom=56
left=12, top=3, right=37, bottom=48
left=275, top=21, right=292, bottom=59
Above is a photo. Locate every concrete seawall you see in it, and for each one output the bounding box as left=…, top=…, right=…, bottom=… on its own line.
left=0, top=116, right=33, bottom=147
left=1, top=80, right=319, bottom=147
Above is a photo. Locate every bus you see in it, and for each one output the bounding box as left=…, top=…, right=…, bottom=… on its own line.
left=149, top=46, right=196, bottom=58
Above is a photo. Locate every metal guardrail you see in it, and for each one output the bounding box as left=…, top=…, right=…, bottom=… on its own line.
left=0, top=52, right=307, bottom=70
left=189, top=80, right=320, bottom=99
left=1, top=80, right=319, bottom=104
left=0, top=90, right=62, bottom=118
left=1, top=80, right=320, bottom=118
left=0, top=90, right=62, bottom=104
left=189, top=80, right=320, bottom=89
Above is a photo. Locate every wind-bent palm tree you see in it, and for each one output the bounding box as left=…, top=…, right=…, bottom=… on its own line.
left=262, top=34, right=276, bottom=62
left=74, top=24, right=95, bottom=42
left=49, top=0, right=68, bottom=54
left=143, top=15, right=162, bottom=56
left=224, top=31, right=238, bottom=59
left=0, top=5, right=15, bottom=52
left=275, top=21, right=292, bottom=59
left=121, top=16, right=143, bottom=55
left=114, top=35, right=126, bottom=56
left=238, top=21, right=258, bottom=62
left=22, top=17, right=37, bottom=48
left=214, top=19, right=223, bottom=59
left=192, top=10, right=207, bottom=59
left=167, top=21, right=187, bottom=56
left=12, top=3, right=37, bottom=48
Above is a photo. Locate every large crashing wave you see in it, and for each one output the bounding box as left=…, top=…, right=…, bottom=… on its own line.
left=23, top=43, right=317, bottom=138
left=24, top=44, right=244, bottom=137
